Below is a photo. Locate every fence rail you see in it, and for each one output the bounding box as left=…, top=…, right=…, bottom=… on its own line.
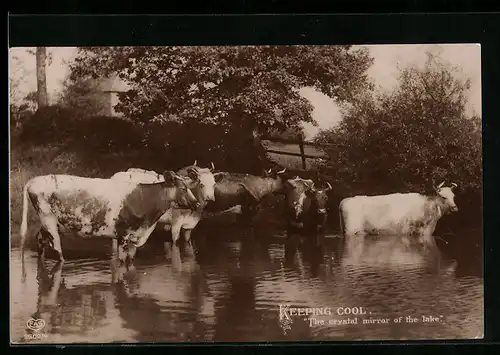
left=261, top=135, right=331, bottom=170
left=261, top=135, right=336, bottom=149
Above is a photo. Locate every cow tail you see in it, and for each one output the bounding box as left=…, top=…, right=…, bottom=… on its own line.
left=20, top=181, right=30, bottom=262
left=338, top=201, right=345, bottom=238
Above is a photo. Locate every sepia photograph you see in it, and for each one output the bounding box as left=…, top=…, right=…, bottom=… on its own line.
left=9, top=44, right=483, bottom=343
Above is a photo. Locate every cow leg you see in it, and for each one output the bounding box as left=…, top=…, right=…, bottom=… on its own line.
left=117, top=238, right=129, bottom=264
left=164, top=241, right=173, bottom=260
left=36, top=228, right=50, bottom=262
left=242, top=202, right=260, bottom=241
left=286, top=224, right=294, bottom=240
left=165, top=223, right=182, bottom=260
left=111, top=239, right=118, bottom=258
left=126, top=244, right=137, bottom=269
left=40, top=216, right=64, bottom=262
left=183, top=229, right=195, bottom=258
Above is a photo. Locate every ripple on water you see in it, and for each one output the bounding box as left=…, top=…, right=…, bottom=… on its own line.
left=10, top=230, right=484, bottom=343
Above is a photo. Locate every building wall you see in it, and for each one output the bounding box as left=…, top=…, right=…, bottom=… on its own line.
left=109, top=92, right=122, bottom=117
left=101, top=91, right=124, bottom=117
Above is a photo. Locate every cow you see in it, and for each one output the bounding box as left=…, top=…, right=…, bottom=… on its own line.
left=111, top=163, right=225, bottom=258
left=19, top=170, right=199, bottom=272
left=338, top=181, right=459, bottom=244
left=110, top=168, right=163, bottom=183
left=284, top=176, right=332, bottom=241
left=203, top=167, right=289, bottom=222
left=112, top=162, right=223, bottom=203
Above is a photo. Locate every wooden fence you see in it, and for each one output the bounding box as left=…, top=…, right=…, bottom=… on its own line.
left=261, top=135, right=334, bottom=170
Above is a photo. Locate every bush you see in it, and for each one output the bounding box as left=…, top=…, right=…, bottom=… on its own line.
left=314, top=53, right=482, bottom=233
left=19, top=105, right=77, bottom=145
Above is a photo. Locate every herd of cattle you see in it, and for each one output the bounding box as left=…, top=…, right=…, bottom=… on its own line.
left=18, top=160, right=459, bottom=269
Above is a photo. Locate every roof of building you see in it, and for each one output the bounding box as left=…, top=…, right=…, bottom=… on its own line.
left=98, top=75, right=131, bottom=92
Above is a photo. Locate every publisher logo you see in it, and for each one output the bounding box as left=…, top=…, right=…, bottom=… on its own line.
left=26, top=318, right=45, bottom=332
left=24, top=318, right=48, bottom=341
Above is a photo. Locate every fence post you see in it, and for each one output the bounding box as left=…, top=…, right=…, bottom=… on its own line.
left=299, top=137, right=307, bottom=170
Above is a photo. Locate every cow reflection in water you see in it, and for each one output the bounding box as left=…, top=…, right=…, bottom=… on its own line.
left=28, top=260, right=115, bottom=341
left=109, top=247, right=212, bottom=342
left=284, top=235, right=328, bottom=279
left=28, top=248, right=212, bottom=342
left=338, top=234, right=457, bottom=275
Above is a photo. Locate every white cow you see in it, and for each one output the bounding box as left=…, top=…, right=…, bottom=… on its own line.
left=339, top=181, right=459, bottom=243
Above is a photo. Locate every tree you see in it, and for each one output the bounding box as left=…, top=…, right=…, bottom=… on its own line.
left=57, top=77, right=109, bottom=118
left=36, top=47, right=48, bottom=108
left=315, top=52, right=482, bottom=195
left=69, top=46, right=374, bottom=134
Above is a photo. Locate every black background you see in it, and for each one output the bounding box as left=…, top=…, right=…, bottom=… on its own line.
left=7, top=8, right=500, bottom=355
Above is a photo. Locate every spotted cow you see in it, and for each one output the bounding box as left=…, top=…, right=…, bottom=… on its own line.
left=19, top=170, right=199, bottom=268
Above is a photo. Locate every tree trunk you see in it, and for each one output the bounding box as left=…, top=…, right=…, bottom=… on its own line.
left=36, top=47, right=48, bottom=108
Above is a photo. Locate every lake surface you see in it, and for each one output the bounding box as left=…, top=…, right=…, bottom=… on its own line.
left=10, top=224, right=483, bottom=343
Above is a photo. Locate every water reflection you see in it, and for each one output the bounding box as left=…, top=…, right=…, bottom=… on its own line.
left=11, top=230, right=483, bottom=343
left=338, top=234, right=457, bottom=274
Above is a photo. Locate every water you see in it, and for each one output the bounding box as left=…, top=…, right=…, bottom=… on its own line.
left=10, top=225, right=483, bottom=343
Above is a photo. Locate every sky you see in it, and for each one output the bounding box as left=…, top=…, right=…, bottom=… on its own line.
left=9, top=44, right=481, bottom=140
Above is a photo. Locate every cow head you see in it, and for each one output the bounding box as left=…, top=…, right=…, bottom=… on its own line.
left=185, top=166, right=221, bottom=203
left=262, top=167, right=288, bottom=194
left=434, top=181, right=459, bottom=213
left=285, top=176, right=316, bottom=220
left=309, top=182, right=333, bottom=216
left=206, top=162, right=225, bottom=183
left=162, top=170, right=199, bottom=209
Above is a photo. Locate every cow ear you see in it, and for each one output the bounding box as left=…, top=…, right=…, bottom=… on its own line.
left=214, top=172, right=225, bottom=183
left=187, top=167, right=199, bottom=181
left=305, top=180, right=315, bottom=190
left=285, top=180, right=297, bottom=189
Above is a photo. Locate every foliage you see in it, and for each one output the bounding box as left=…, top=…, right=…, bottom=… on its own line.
left=70, top=46, right=374, bottom=134
left=57, top=77, right=109, bottom=117
left=16, top=105, right=274, bottom=177
left=19, top=105, right=77, bottom=145
left=10, top=95, right=36, bottom=130
left=315, top=52, right=481, bottom=209
left=10, top=50, right=37, bottom=128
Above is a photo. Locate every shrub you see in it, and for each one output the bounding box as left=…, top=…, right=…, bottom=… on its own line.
left=19, top=105, right=77, bottom=145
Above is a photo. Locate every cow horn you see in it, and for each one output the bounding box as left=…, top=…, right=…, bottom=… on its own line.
left=267, top=168, right=272, bottom=174
left=436, top=181, right=445, bottom=189
left=193, top=160, right=197, bottom=166
left=277, top=168, right=286, bottom=174
left=451, top=182, right=458, bottom=189
left=326, top=182, right=332, bottom=190
left=211, top=162, right=215, bottom=171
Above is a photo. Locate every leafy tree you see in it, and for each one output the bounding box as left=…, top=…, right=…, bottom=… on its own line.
left=315, top=52, right=482, bottom=196
left=70, top=46, right=374, bottom=133
left=57, top=77, right=109, bottom=118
